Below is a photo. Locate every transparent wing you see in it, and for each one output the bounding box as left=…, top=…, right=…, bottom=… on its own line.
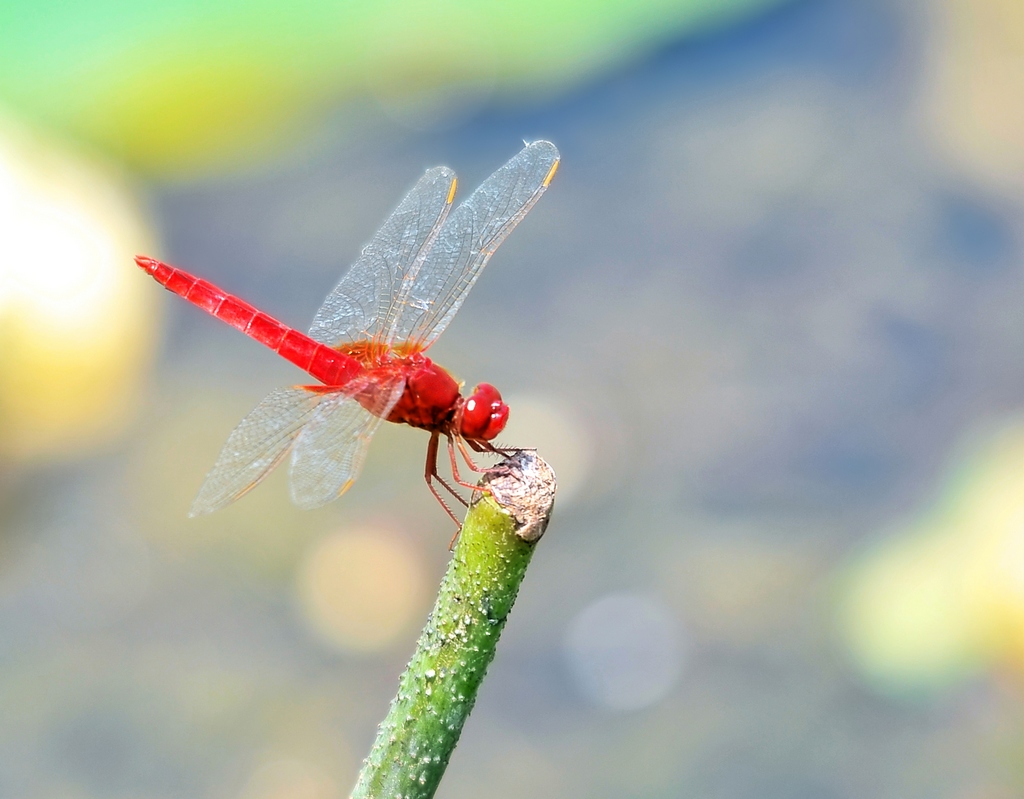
left=385, top=140, right=559, bottom=349
left=308, top=166, right=457, bottom=347
left=190, top=387, right=325, bottom=516
left=289, top=375, right=406, bottom=509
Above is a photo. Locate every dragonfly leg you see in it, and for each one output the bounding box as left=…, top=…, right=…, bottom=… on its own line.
left=435, top=474, right=469, bottom=507
left=424, top=432, right=465, bottom=530
left=430, top=436, right=471, bottom=508
left=468, top=438, right=528, bottom=458
left=447, top=436, right=494, bottom=493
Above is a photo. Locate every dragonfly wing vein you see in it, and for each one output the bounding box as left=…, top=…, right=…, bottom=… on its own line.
left=289, top=376, right=406, bottom=509
left=190, top=386, right=325, bottom=515
left=308, top=167, right=455, bottom=347
left=387, top=141, right=559, bottom=349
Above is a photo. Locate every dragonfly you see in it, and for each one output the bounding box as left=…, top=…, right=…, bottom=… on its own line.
left=137, top=140, right=559, bottom=524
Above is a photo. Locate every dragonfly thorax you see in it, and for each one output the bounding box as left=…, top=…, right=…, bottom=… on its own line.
left=385, top=357, right=462, bottom=433
left=382, top=358, right=509, bottom=442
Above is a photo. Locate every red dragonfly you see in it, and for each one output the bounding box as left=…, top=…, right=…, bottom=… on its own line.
left=137, top=140, right=559, bottom=522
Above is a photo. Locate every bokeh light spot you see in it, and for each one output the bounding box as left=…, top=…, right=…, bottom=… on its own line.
left=923, top=0, right=1024, bottom=188
left=0, top=118, right=157, bottom=462
left=502, top=393, right=594, bottom=507
left=563, top=592, right=684, bottom=711
left=241, top=758, right=336, bottom=799
left=837, top=421, right=1024, bottom=692
left=838, top=531, right=983, bottom=694
left=297, top=526, right=427, bottom=654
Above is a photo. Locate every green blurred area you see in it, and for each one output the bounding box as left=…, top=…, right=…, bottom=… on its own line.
left=0, top=0, right=783, bottom=174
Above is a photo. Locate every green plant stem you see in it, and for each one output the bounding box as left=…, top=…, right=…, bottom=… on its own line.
left=350, top=452, right=555, bottom=799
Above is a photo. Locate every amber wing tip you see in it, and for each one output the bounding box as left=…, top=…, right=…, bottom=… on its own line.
left=542, top=159, right=559, bottom=187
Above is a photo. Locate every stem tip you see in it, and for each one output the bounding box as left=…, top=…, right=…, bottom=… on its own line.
left=480, top=451, right=556, bottom=542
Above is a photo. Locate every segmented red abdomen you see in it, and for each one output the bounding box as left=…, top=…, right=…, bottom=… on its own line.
left=136, top=256, right=363, bottom=387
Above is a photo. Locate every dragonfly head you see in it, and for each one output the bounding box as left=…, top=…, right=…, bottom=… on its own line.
left=459, top=383, right=509, bottom=441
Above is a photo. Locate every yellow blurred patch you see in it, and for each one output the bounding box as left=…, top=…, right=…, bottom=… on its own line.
left=838, top=421, right=1024, bottom=692
left=75, top=51, right=325, bottom=176
left=923, top=0, right=1024, bottom=188
left=0, top=117, right=157, bottom=462
left=296, top=526, right=427, bottom=654
left=242, top=758, right=338, bottom=799
left=839, top=526, right=983, bottom=693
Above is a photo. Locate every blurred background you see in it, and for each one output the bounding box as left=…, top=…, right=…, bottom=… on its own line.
left=3, top=0, right=1024, bottom=796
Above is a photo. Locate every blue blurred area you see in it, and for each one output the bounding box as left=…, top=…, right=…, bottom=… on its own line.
left=5, top=0, right=1024, bottom=797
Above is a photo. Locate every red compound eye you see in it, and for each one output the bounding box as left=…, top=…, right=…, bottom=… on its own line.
left=460, top=383, right=509, bottom=441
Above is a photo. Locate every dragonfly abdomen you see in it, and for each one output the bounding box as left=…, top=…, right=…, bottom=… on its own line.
left=136, top=256, right=362, bottom=387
